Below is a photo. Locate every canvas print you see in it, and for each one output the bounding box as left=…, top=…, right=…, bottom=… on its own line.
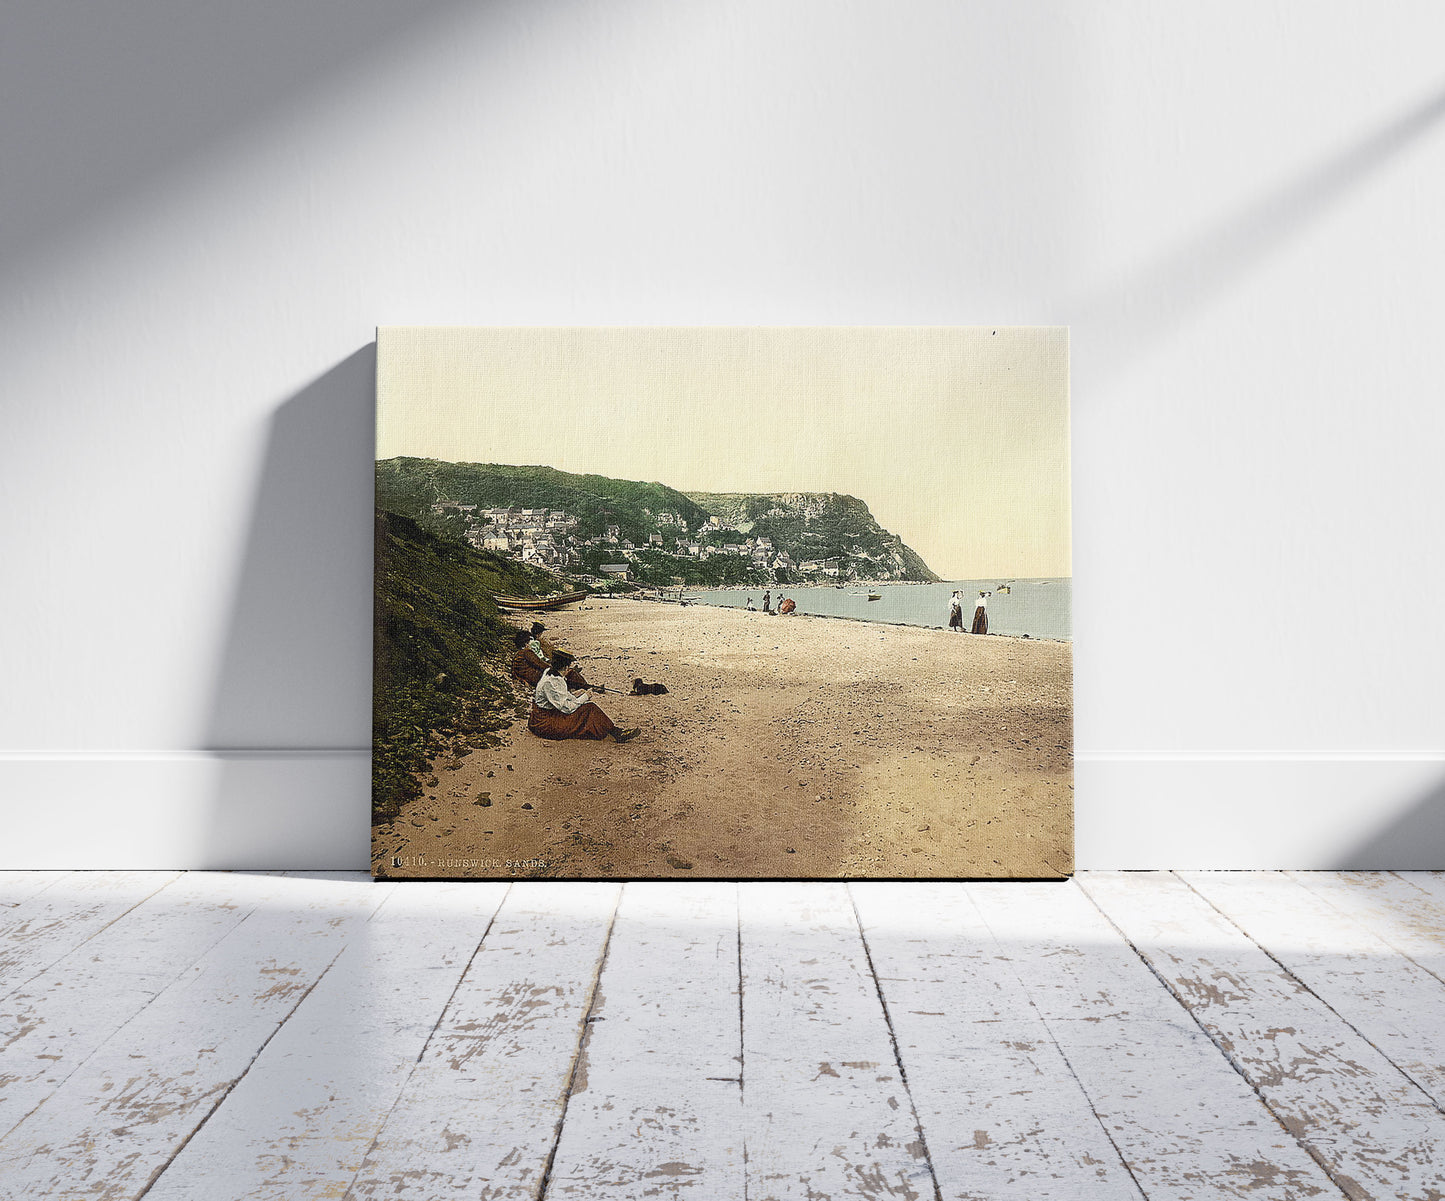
left=373, top=327, right=1071, bottom=879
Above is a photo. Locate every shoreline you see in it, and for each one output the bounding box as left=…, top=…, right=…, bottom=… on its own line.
left=628, top=589, right=1072, bottom=643
left=373, top=598, right=1073, bottom=880
left=615, top=592, right=1069, bottom=638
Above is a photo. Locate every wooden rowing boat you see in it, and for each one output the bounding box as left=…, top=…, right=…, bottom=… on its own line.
left=492, top=591, right=590, bottom=611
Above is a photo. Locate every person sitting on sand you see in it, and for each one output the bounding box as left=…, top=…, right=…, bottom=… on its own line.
left=529, top=621, right=556, bottom=662
left=529, top=652, right=639, bottom=742
left=513, top=628, right=593, bottom=691
left=778, top=596, right=796, bottom=615
left=746, top=597, right=756, bottom=611
left=948, top=590, right=964, bottom=632
left=971, top=590, right=989, bottom=635
left=510, top=629, right=551, bottom=688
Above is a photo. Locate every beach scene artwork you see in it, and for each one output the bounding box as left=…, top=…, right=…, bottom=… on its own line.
left=373, top=327, right=1071, bottom=879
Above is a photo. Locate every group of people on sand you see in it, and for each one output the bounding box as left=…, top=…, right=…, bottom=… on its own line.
left=948, top=589, right=990, bottom=635
left=745, top=589, right=795, bottom=615
left=509, top=621, right=640, bottom=744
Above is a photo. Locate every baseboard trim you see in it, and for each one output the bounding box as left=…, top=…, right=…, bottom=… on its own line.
left=0, top=751, right=370, bottom=870
left=0, top=749, right=366, bottom=761
left=1076, top=756, right=1445, bottom=869
left=1078, top=749, right=1445, bottom=763
left=0, top=751, right=1441, bottom=870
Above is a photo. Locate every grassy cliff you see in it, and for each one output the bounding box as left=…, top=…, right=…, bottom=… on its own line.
left=686, top=490, right=941, bottom=582
left=372, top=508, right=558, bottom=823
left=376, top=457, right=713, bottom=544
left=376, top=458, right=939, bottom=583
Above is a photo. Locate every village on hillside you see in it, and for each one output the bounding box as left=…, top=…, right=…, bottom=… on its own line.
left=426, top=499, right=916, bottom=585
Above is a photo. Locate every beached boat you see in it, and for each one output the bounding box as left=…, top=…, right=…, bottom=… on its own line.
left=492, top=591, right=590, bottom=611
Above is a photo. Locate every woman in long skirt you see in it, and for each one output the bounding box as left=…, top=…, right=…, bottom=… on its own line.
left=512, top=629, right=594, bottom=691
left=529, top=652, right=639, bottom=742
left=970, top=590, right=989, bottom=635
left=510, top=629, right=549, bottom=688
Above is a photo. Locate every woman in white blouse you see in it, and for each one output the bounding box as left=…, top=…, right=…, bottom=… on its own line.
left=529, top=652, right=640, bottom=743
left=970, top=590, right=989, bottom=635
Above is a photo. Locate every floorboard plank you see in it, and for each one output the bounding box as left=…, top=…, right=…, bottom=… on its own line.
left=0, top=871, right=69, bottom=908
left=0, top=872, right=389, bottom=1200
left=0, top=872, right=296, bottom=1140
left=739, top=882, right=938, bottom=1201
left=1085, top=871, right=1445, bottom=1200
left=1393, top=872, right=1445, bottom=911
left=974, top=880, right=1341, bottom=1200
left=1289, top=872, right=1445, bottom=980
left=143, top=881, right=510, bottom=1201
left=851, top=882, right=1143, bottom=1200
left=7, top=871, right=1442, bottom=1201
left=0, top=871, right=183, bottom=1001
left=543, top=882, right=744, bottom=1198
left=345, top=882, right=621, bottom=1200
left=1183, top=871, right=1445, bottom=1113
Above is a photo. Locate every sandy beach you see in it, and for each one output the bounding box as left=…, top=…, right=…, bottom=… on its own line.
left=372, top=598, right=1073, bottom=879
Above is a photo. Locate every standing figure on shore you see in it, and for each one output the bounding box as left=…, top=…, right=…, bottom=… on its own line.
left=971, top=590, right=989, bottom=635
left=948, top=590, right=964, bottom=632
left=529, top=652, right=639, bottom=742
left=762, top=590, right=772, bottom=615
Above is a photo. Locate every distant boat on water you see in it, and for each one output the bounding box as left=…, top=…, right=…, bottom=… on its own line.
left=867, top=593, right=881, bottom=601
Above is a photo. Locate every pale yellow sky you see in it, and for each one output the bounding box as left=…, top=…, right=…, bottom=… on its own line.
left=376, top=327, right=1070, bottom=579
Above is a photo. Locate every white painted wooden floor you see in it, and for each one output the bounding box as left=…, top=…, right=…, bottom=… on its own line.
left=3, top=873, right=1445, bottom=1199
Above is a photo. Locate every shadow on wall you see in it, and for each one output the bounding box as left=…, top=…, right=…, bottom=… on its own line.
left=0, top=0, right=477, bottom=278
left=1073, top=82, right=1445, bottom=382
left=1335, top=771, right=1445, bottom=871
left=202, top=346, right=377, bottom=869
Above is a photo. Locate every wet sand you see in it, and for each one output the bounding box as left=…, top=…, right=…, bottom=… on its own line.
left=372, top=598, right=1073, bottom=879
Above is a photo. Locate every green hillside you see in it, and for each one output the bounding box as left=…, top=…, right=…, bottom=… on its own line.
left=376, top=457, right=712, bottom=544
left=375, top=458, right=938, bottom=584
left=372, top=508, right=556, bottom=823
left=686, top=490, right=940, bottom=582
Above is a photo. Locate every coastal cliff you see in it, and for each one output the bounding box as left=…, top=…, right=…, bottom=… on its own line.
left=375, top=458, right=938, bottom=584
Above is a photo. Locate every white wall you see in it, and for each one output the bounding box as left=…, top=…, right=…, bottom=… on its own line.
left=3, top=1, right=1442, bottom=869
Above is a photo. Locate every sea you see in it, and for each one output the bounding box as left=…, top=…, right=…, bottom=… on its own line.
left=686, top=579, right=1072, bottom=641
